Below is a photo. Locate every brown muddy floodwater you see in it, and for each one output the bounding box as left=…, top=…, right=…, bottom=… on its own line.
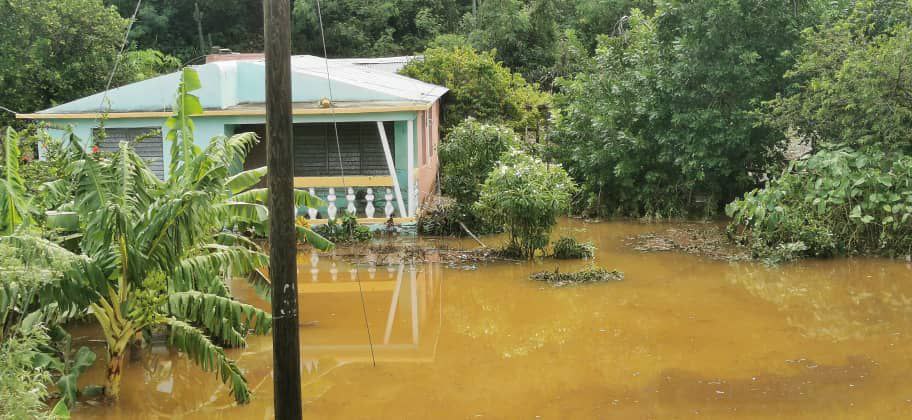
left=73, top=220, right=912, bottom=419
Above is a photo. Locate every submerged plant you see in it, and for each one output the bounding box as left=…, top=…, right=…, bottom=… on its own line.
left=313, top=212, right=372, bottom=243
left=551, top=236, right=595, bottom=259
left=529, top=266, right=623, bottom=287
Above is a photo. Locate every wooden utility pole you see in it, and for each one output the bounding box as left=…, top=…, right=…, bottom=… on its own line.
left=264, top=0, right=301, bottom=418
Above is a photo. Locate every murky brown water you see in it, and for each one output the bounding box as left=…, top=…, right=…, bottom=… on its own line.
left=73, top=220, right=912, bottom=419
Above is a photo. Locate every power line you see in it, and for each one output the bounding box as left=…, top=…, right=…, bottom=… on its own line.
left=315, top=0, right=377, bottom=367
left=100, top=0, right=144, bottom=113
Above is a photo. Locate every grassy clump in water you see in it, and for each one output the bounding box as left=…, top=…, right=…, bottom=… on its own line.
left=530, top=265, right=623, bottom=287
left=551, top=236, right=595, bottom=259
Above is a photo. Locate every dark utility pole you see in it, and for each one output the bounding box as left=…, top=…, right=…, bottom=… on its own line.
left=264, top=0, right=302, bottom=418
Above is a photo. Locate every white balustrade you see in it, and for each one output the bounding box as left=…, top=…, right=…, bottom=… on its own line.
left=345, top=187, right=356, bottom=215
left=307, top=188, right=319, bottom=220
left=365, top=188, right=376, bottom=218
left=326, top=188, right=338, bottom=220
left=384, top=188, right=395, bottom=218
left=296, top=185, right=403, bottom=222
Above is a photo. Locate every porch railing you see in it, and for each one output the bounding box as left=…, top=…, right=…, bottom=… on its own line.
left=293, top=176, right=411, bottom=223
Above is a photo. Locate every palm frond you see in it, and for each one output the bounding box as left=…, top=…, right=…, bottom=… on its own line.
left=165, top=318, right=251, bottom=404
left=218, top=201, right=269, bottom=224
left=1, top=127, right=33, bottom=233
left=226, top=167, right=266, bottom=194
left=167, top=291, right=271, bottom=349
left=64, top=135, right=113, bottom=216
left=171, top=244, right=267, bottom=294
left=296, top=225, right=334, bottom=251
left=246, top=269, right=272, bottom=303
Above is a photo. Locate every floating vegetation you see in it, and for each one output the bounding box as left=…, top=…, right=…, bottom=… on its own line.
left=551, top=236, right=595, bottom=259
left=529, top=266, right=623, bottom=287
left=627, top=223, right=749, bottom=262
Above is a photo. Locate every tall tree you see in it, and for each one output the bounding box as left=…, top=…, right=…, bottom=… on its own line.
left=0, top=0, right=132, bottom=125
left=551, top=1, right=816, bottom=216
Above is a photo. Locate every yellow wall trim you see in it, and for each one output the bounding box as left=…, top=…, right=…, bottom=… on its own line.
left=294, top=176, right=394, bottom=188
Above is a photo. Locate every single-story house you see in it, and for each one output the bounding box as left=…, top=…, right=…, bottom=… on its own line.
left=17, top=54, right=447, bottom=224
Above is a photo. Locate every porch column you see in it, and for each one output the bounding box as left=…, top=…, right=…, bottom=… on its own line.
left=407, top=119, right=416, bottom=216
left=376, top=121, right=407, bottom=217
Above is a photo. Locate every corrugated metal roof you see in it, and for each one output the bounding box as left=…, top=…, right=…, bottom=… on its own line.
left=287, top=55, right=445, bottom=103
left=30, top=55, right=446, bottom=115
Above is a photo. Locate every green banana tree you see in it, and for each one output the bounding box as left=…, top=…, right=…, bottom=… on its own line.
left=0, top=67, right=332, bottom=405
left=0, top=127, right=33, bottom=234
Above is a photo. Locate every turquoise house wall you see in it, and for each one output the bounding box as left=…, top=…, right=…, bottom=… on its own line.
left=43, top=111, right=420, bottom=214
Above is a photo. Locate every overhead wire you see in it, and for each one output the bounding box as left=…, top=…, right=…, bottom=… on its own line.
left=100, top=0, right=144, bottom=113
left=314, top=0, right=377, bottom=367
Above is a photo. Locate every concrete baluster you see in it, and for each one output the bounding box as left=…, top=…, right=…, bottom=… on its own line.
left=307, top=188, right=319, bottom=220
left=384, top=188, right=395, bottom=218
left=346, top=187, right=356, bottom=215
left=365, top=188, right=376, bottom=218
left=327, top=187, right=337, bottom=220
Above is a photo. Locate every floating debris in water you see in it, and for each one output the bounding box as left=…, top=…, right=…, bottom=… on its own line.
left=626, top=223, right=750, bottom=261
left=529, top=266, right=623, bottom=287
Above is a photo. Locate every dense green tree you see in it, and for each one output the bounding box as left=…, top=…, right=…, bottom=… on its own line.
left=292, top=0, right=467, bottom=57
left=764, top=0, right=912, bottom=153
left=401, top=42, right=549, bottom=134
left=107, top=0, right=265, bottom=60
left=0, top=0, right=134, bottom=125
left=551, top=1, right=814, bottom=216
left=726, top=1, right=912, bottom=259
left=568, top=0, right=655, bottom=50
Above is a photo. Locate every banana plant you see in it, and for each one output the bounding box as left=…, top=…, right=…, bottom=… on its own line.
left=0, top=127, right=33, bottom=234
left=0, top=67, right=332, bottom=405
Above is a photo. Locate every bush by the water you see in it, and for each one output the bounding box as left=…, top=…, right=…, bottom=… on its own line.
left=530, top=266, right=623, bottom=287
left=312, top=213, right=372, bottom=243
left=440, top=120, right=518, bottom=208
left=476, top=150, right=576, bottom=259
left=427, top=120, right=520, bottom=235
left=416, top=196, right=462, bottom=236
left=551, top=236, right=595, bottom=259
left=726, top=148, right=912, bottom=258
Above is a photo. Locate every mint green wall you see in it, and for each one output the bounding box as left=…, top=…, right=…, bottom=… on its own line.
left=44, top=111, right=419, bottom=212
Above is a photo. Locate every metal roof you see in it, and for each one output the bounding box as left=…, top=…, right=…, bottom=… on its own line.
left=27, top=55, right=446, bottom=116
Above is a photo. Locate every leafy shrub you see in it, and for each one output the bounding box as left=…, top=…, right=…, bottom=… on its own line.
left=400, top=43, right=550, bottom=134
left=727, top=148, right=912, bottom=258
left=440, top=119, right=518, bottom=206
left=313, top=212, right=372, bottom=243
left=475, top=150, right=576, bottom=259
left=416, top=196, right=462, bottom=236
left=0, top=326, right=52, bottom=419
left=551, top=236, right=595, bottom=259
left=529, top=265, right=623, bottom=287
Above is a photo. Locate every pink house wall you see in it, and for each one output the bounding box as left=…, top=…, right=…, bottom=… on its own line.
left=415, top=100, right=441, bottom=206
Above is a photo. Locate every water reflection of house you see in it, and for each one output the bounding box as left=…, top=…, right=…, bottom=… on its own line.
left=298, top=253, right=442, bottom=364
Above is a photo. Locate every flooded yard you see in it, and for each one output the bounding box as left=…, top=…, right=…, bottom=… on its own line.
left=73, top=220, right=912, bottom=419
